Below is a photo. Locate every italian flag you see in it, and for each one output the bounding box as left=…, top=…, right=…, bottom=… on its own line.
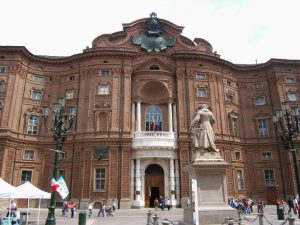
left=51, top=177, right=60, bottom=193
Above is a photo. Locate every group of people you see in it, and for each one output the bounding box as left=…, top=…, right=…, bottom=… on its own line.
left=279, top=195, right=300, bottom=216
left=88, top=199, right=116, bottom=218
left=62, top=199, right=117, bottom=219
left=154, top=196, right=171, bottom=211
left=4, top=200, right=21, bottom=225
left=62, top=200, right=77, bottom=218
left=228, top=197, right=265, bottom=213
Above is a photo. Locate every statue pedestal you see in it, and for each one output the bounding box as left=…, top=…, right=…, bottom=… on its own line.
left=180, top=152, right=236, bottom=225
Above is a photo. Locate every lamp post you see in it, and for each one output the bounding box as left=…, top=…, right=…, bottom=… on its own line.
left=272, top=101, right=300, bottom=196
left=43, top=97, right=76, bottom=225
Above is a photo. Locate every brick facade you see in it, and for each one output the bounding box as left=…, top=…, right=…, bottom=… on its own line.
left=0, top=14, right=300, bottom=207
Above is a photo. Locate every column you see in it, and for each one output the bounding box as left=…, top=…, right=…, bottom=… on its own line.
left=135, top=159, right=141, bottom=201
left=168, top=101, right=173, bottom=132
left=170, top=159, right=176, bottom=206
left=137, top=100, right=141, bottom=131
left=130, top=159, right=135, bottom=203
left=175, top=159, right=180, bottom=206
left=131, top=103, right=135, bottom=133
left=173, top=103, right=178, bottom=133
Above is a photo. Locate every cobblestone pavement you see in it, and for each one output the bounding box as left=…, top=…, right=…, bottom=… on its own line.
left=1, top=205, right=300, bottom=225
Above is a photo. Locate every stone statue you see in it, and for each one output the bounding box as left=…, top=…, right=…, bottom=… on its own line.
left=190, top=104, right=219, bottom=153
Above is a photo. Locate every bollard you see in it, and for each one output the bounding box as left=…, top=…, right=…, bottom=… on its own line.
left=258, top=213, right=264, bottom=225
left=152, top=214, right=159, bottom=225
left=161, top=218, right=170, bottom=225
left=288, top=215, right=295, bottom=225
left=146, top=210, right=152, bottom=225
left=78, top=211, right=86, bottom=225
left=237, top=210, right=242, bottom=225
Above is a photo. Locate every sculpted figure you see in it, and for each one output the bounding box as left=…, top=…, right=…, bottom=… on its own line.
left=190, top=104, right=219, bottom=153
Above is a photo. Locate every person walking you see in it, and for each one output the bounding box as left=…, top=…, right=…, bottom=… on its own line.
left=69, top=201, right=75, bottom=218
left=88, top=201, right=95, bottom=218
left=154, top=198, right=159, bottom=211
left=166, top=198, right=171, bottom=211
left=111, top=199, right=116, bottom=212
left=288, top=196, right=294, bottom=214
left=159, top=196, right=165, bottom=210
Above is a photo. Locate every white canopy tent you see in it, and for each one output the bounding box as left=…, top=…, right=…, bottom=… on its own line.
left=0, top=178, right=15, bottom=198
left=13, top=182, right=51, bottom=225
left=0, top=180, right=51, bottom=225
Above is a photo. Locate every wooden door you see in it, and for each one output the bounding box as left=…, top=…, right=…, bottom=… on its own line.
left=266, top=186, right=277, bottom=204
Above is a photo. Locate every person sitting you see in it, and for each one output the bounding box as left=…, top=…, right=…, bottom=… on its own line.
left=11, top=208, right=20, bottom=225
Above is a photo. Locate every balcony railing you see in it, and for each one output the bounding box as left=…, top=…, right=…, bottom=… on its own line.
left=132, top=131, right=177, bottom=149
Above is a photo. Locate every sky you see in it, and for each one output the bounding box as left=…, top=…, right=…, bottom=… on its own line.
left=1, top=0, right=300, bottom=64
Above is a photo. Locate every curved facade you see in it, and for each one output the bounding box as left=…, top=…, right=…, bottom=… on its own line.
left=0, top=14, right=300, bottom=208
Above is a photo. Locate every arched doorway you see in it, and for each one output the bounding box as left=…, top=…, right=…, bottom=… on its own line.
left=145, top=164, right=164, bottom=207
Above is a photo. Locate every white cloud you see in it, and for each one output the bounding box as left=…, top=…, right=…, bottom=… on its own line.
left=1, top=0, right=300, bottom=63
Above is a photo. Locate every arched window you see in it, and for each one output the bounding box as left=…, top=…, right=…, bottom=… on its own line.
left=145, top=106, right=162, bottom=131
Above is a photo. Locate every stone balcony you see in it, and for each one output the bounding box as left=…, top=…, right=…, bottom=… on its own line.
left=132, top=131, right=178, bottom=149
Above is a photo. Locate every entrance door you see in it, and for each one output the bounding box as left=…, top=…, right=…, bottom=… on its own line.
left=145, top=164, right=164, bottom=208
left=266, top=186, right=277, bottom=204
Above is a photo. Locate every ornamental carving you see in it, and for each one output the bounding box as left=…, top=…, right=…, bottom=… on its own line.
left=27, top=106, right=43, bottom=114
left=94, top=102, right=111, bottom=110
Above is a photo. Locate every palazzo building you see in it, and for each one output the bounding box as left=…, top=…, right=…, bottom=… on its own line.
left=0, top=13, right=300, bottom=208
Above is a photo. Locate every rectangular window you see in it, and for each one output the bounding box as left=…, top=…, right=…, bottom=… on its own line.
left=254, top=97, right=265, bottom=105
left=0, top=83, right=5, bottom=92
left=58, top=152, right=66, bottom=160
left=288, top=92, right=297, bottom=101
left=31, top=91, right=43, bottom=100
left=27, top=115, right=39, bottom=135
left=197, top=88, right=207, bottom=98
left=252, top=82, right=263, bottom=89
left=235, top=152, right=241, bottom=160
left=65, top=90, right=74, bottom=100
left=286, top=77, right=295, bottom=84
left=21, top=170, right=32, bottom=184
left=262, top=152, right=272, bottom=160
left=232, top=118, right=238, bottom=136
left=98, top=85, right=109, bottom=95
left=0, top=66, right=6, bottom=73
left=196, top=73, right=206, bottom=80
left=294, top=108, right=300, bottom=131
left=68, top=75, right=75, bottom=81
left=33, top=76, right=44, bottom=83
left=258, top=119, right=268, bottom=137
left=227, top=94, right=234, bottom=103
left=237, top=170, right=244, bottom=191
left=100, top=70, right=110, bottom=77
left=264, top=170, right=275, bottom=186
left=24, top=150, right=34, bottom=160
left=95, top=168, right=106, bottom=190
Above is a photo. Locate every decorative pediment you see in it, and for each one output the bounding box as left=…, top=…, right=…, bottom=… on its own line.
left=134, top=57, right=174, bottom=73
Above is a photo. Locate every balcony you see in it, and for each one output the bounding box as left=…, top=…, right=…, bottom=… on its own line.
left=132, top=131, right=178, bottom=149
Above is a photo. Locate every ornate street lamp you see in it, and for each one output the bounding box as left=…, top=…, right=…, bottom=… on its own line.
left=43, top=96, right=76, bottom=225
left=272, top=101, right=300, bottom=196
